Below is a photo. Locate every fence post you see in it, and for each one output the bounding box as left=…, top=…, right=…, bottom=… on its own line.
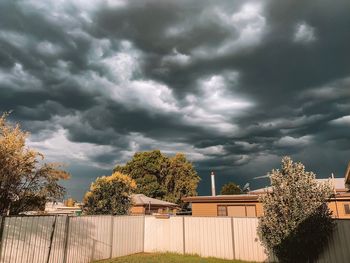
left=46, top=216, right=57, bottom=263
left=109, top=216, right=114, bottom=259
left=231, top=217, right=236, bottom=260
left=62, top=216, right=70, bottom=263
left=182, top=216, right=186, bottom=255
left=0, top=216, right=6, bottom=261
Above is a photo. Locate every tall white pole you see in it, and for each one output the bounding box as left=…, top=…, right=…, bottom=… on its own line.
left=211, top=172, right=216, bottom=196
left=331, top=173, right=339, bottom=218
left=331, top=173, right=336, bottom=195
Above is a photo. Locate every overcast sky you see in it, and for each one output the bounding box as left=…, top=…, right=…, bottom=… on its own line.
left=1, top=0, right=350, bottom=199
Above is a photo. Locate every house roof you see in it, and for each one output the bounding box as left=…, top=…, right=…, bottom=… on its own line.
left=182, top=192, right=350, bottom=203
left=250, top=178, right=347, bottom=194
left=182, top=194, right=259, bottom=203
left=345, top=162, right=350, bottom=186
left=131, top=194, right=178, bottom=207
left=183, top=177, right=350, bottom=204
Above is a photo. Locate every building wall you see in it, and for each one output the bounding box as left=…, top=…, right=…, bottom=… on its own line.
left=130, top=206, right=145, bottom=215
left=192, top=203, right=218, bottom=216
left=130, top=205, right=178, bottom=215
left=256, top=203, right=264, bottom=217
left=191, top=200, right=350, bottom=218
left=192, top=202, right=263, bottom=217
left=329, top=200, right=350, bottom=219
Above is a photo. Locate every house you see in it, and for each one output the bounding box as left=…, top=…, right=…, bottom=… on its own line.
left=44, top=201, right=82, bottom=215
left=130, top=194, right=179, bottom=215
left=183, top=194, right=263, bottom=217
left=183, top=162, right=350, bottom=219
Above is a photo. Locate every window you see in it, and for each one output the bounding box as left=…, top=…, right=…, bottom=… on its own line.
left=226, top=205, right=257, bottom=217
left=344, top=204, right=350, bottom=215
left=246, top=205, right=257, bottom=217
left=227, top=206, right=246, bottom=217
left=217, top=206, right=227, bottom=216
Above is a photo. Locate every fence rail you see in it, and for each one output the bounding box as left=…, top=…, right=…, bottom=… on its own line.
left=0, top=215, right=349, bottom=263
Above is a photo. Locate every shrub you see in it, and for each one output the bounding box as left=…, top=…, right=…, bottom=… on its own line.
left=258, top=157, right=335, bottom=263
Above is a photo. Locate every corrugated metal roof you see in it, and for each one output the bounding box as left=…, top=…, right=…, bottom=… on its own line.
left=131, top=194, right=178, bottom=206
left=250, top=178, right=346, bottom=193
left=183, top=178, right=349, bottom=203
left=345, top=161, right=350, bottom=185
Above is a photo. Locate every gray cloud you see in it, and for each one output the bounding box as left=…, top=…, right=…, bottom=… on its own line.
left=1, top=0, right=349, bottom=199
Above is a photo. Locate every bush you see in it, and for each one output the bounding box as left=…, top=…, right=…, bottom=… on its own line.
left=258, top=157, right=335, bottom=263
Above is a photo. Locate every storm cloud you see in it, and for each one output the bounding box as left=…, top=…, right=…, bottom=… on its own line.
left=1, top=0, right=349, bottom=199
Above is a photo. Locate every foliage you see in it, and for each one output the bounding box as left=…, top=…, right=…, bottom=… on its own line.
left=257, top=157, right=335, bottom=263
left=164, top=153, right=200, bottom=208
left=83, top=172, right=137, bottom=215
left=220, top=182, right=242, bottom=195
left=114, top=150, right=200, bottom=208
left=64, top=198, right=76, bottom=207
left=114, top=150, right=167, bottom=198
left=0, top=113, right=70, bottom=215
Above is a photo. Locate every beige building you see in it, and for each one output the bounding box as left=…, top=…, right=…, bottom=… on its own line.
left=183, top=162, right=350, bottom=219
left=130, top=194, right=179, bottom=215
left=183, top=194, right=264, bottom=217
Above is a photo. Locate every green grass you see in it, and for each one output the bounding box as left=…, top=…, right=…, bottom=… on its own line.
left=94, top=252, right=255, bottom=263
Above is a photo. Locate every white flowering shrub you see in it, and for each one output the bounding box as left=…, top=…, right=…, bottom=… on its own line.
left=258, top=157, right=335, bottom=263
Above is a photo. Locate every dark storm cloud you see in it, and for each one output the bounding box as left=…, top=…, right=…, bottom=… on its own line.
left=0, top=0, right=349, bottom=198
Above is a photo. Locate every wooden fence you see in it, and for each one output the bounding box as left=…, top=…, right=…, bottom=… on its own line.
left=0, top=215, right=349, bottom=263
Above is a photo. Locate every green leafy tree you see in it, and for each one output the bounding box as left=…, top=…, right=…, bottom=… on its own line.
left=0, top=113, right=70, bottom=215
left=114, top=150, right=200, bottom=208
left=258, top=157, right=335, bottom=263
left=220, top=182, right=242, bottom=195
left=83, top=172, right=137, bottom=215
left=164, top=153, right=200, bottom=208
left=114, top=150, right=168, bottom=198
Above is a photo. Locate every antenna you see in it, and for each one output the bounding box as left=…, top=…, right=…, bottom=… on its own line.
left=243, top=183, right=250, bottom=193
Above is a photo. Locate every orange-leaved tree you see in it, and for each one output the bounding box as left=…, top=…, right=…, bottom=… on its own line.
left=83, top=172, right=137, bottom=215
left=0, top=113, right=70, bottom=215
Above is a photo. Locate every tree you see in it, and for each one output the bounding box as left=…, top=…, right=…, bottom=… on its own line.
left=114, top=150, right=168, bottom=198
left=64, top=198, right=76, bottom=207
left=164, top=153, right=200, bottom=208
left=0, top=113, right=70, bottom=215
left=257, top=157, right=334, bottom=263
left=114, top=150, right=200, bottom=208
left=83, top=172, right=136, bottom=215
left=220, top=182, right=242, bottom=195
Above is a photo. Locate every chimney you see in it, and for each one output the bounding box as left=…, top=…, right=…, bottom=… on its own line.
left=211, top=171, right=216, bottom=196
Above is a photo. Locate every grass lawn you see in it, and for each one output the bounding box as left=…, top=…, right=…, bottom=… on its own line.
left=94, top=252, right=256, bottom=263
